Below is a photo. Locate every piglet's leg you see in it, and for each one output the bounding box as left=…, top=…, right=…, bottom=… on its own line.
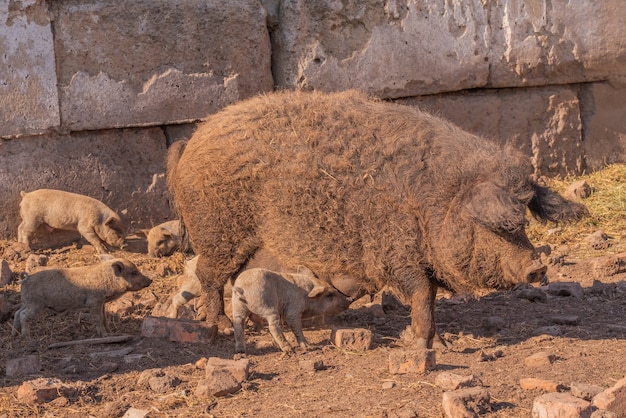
left=78, top=226, right=108, bottom=254
left=266, top=313, right=293, bottom=353
left=410, top=278, right=437, bottom=349
left=94, top=303, right=109, bottom=337
left=17, top=220, right=37, bottom=247
left=285, top=313, right=309, bottom=350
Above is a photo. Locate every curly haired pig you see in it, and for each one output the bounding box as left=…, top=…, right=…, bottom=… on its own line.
left=169, top=90, right=588, bottom=348
left=17, top=189, right=125, bottom=254
left=231, top=268, right=352, bottom=353
left=13, top=258, right=152, bottom=338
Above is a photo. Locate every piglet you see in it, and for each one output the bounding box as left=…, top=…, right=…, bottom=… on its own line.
left=141, top=220, right=183, bottom=258
left=166, top=255, right=201, bottom=318
left=13, top=257, right=152, bottom=338
left=17, top=189, right=125, bottom=254
left=231, top=268, right=352, bottom=354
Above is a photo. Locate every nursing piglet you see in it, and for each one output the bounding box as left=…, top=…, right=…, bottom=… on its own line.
left=231, top=268, right=351, bottom=353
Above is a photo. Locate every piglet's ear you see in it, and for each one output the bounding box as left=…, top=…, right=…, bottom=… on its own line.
left=112, top=261, right=124, bottom=276
left=105, top=216, right=120, bottom=227
left=463, top=182, right=527, bottom=234
left=308, top=286, right=326, bottom=298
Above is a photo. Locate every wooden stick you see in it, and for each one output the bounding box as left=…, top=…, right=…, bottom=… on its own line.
left=48, top=335, right=133, bottom=349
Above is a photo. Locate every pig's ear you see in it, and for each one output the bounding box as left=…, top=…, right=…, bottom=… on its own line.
left=463, top=182, right=527, bottom=233
left=528, top=183, right=589, bottom=223
left=105, top=216, right=121, bottom=227
left=308, top=285, right=326, bottom=298
left=111, top=261, right=124, bottom=276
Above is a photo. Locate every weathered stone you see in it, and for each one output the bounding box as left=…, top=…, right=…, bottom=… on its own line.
left=16, top=378, right=76, bottom=405
left=122, top=407, right=150, bottom=418
left=401, top=86, right=585, bottom=177
left=0, top=260, right=12, bottom=286
left=0, top=0, right=60, bottom=138
left=592, top=376, right=626, bottom=416
left=195, top=372, right=241, bottom=398
left=388, top=349, right=436, bottom=374
left=533, top=326, right=563, bottom=337
left=272, top=0, right=489, bottom=98
left=590, top=410, right=618, bottom=418
left=586, top=230, right=611, bottom=250
left=0, top=128, right=171, bottom=241
left=565, top=181, right=592, bottom=200
left=24, top=254, right=48, bottom=274
left=205, top=357, right=250, bottom=383
left=532, top=392, right=593, bottom=418
left=435, top=371, right=483, bottom=391
left=520, top=377, right=564, bottom=393
left=516, top=287, right=548, bottom=303
left=570, top=382, right=604, bottom=402
left=299, top=359, right=325, bottom=372
left=51, top=0, right=272, bottom=131
left=547, top=282, right=584, bottom=299
left=141, top=316, right=214, bottom=344
left=592, top=254, right=626, bottom=278
left=582, top=81, right=626, bottom=171
left=6, top=355, right=40, bottom=377
left=442, top=387, right=491, bottom=418
left=525, top=352, right=557, bottom=368
left=489, top=1, right=626, bottom=88
left=548, top=315, right=580, bottom=326
left=148, top=374, right=180, bottom=394
left=331, top=328, right=373, bottom=351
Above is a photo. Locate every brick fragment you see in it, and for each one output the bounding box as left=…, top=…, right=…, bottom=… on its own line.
left=570, top=382, right=604, bottom=401
left=388, top=349, right=436, bottom=374
left=592, top=376, right=626, bottom=416
left=205, top=357, right=250, bottom=383
left=525, top=352, right=557, bottom=367
left=435, top=371, right=482, bottom=391
left=520, top=377, right=564, bottom=393
left=532, top=392, right=593, bottom=418
left=16, top=378, right=76, bottom=405
left=442, top=387, right=491, bottom=418
left=331, top=328, right=373, bottom=351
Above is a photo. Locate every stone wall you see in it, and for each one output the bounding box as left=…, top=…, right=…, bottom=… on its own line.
left=0, top=0, right=625, bottom=240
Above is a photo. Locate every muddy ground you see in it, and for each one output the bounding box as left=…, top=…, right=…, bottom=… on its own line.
left=0, top=231, right=625, bottom=417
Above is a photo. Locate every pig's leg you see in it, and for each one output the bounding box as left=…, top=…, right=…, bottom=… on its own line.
left=285, top=313, right=308, bottom=350
left=195, top=255, right=232, bottom=340
left=78, top=226, right=108, bottom=254
left=15, top=305, right=41, bottom=338
left=231, top=298, right=248, bottom=353
left=166, top=289, right=197, bottom=318
left=409, top=278, right=438, bottom=349
left=17, top=219, right=37, bottom=248
left=12, top=307, right=25, bottom=336
left=94, top=303, right=109, bottom=337
left=266, top=313, right=293, bottom=352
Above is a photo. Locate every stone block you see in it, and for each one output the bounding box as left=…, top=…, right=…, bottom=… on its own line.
left=51, top=0, right=272, bottom=131
left=0, top=0, right=60, bottom=138
left=16, top=378, right=76, bottom=405
left=331, top=328, right=373, bottom=351
left=592, top=376, right=626, bottom=416
left=272, top=0, right=489, bottom=98
left=435, top=371, right=483, bottom=391
left=442, top=387, right=491, bottom=418
left=388, top=349, right=436, bottom=374
left=141, top=316, right=214, bottom=344
left=520, top=377, right=564, bottom=393
left=6, top=355, right=40, bottom=377
left=0, top=128, right=171, bottom=240
left=489, top=1, right=626, bottom=88
left=532, top=392, right=593, bottom=418
left=525, top=352, right=557, bottom=368
left=570, top=382, right=604, bottom=402
left=205, top=357, right=250, bottom=383
left=547, top=282, right=584, bottom=299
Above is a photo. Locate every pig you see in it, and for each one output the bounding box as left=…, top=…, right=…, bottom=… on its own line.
left=168, top=89, right=588, bottom=348
left=17, top=189, right=125, bottom=254
left=13, top=257, right=152, bottom=338
left=231, top=268, right=352, bottom=353
left=141, top=220, right=184, bottom=258
left=166, top=255, right=202, bottom=318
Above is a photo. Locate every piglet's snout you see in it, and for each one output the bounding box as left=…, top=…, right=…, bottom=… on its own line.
left=525, top=260, right=547, bottom=284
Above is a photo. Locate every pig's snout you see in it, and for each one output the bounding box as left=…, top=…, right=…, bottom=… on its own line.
left=525, top=260, right=547, bottom=283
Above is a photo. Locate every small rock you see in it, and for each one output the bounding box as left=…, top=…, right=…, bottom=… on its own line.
left=206, top=357, right=250, bottom=383
left=331, top=328, right=373, bottom=351
left=532, top=392, right=593, bottom=417
left=586, top=230, right=611, bottom=250
left=548, top=315, right=579, bottom=326
left=149, top=374, right=180, bottom=393
left=570, top=382, right=604, bottom=401
left=6, top=355, right=40, bottom=377
left=24, top=254, right=48, bottom=274
left=442, top=387, right=491, bottom=418
left=138, top=368, right=165, bottom=388
left=122, top=407, right=150, bottom=418
left=517, top=287, right=548, bottom=303
left=592, top=375, right=626, bottom=415
left=519, top=377, right=564, bottom=393
left=533, top=326, right=563, bottom=337
left=388, top=349, right=436, bottom=374
left=483, top=316, right=507, bottom=332
left=435, top=371, right=483, bottom=391
left=565, top=180, right=591, bottom=200
left=16, top=378, right=76, bottom=405
left=382, top=381, right=395, bottom=390
left=592, top=254, right=626, bottom=277
left=196, top=371, right=242, bottom=397
left=299, top=359, right=325, bottom=372
left=547, top=282, right=584, bottom=299
left=524, top=352, right=557, bottom=368
left=98, top=362, right=119, bottom=373
left=477, top=349, right=503, bottom=362
left=590, top=410, right=618, bottom=418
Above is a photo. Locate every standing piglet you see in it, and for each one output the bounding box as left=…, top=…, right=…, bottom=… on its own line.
left=231, top=268, right=352, bottom=354
left=13, top=258, right=152, bottom=338
left=17, top=189, right=125, bottom=254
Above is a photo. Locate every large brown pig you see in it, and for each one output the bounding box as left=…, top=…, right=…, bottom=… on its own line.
left=13, top=257, right=152, bottom=338
left=17, top=189, right=125, bottom=254
left=169, top=90, right=588, bottom=348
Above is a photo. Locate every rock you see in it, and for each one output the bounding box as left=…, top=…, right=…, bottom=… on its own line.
left=565, top=180, right=592, bottom=200
left=532, top=392, right=593, bottom=418
left=205, top=357, right=250, bottom=383
left=6, top=355, right=40, bottom=377
left=592, top=254, right=626, bottom=277
left=517, top=287, right=548, bottom=303
left=520, top=377, right=564, bottom=393
left=16, top=378, right=77, bottom=405
left=547, top=282, right=584, bottom=299
left=483, top=316, right=507, bottom=332
left=388, top=349, right=436, bottom=374
left=0, top=260, right=12, bottom=286
left=122, top=407, right=150, bottom=418
left=435, top=371, right=483, bottom=391
left=533, top=326, right=563, bottom=337
left=477, top=349, right=503, bottom=362
left=24, top=254, right=48, bottom=274
left=141, top=316, right=214, bottom=343
left=548, top=315, right=580, bottom=326
left=442, top=387, right=491, bottom=418
left=299, top=359, right=325, bottom=372
left=331, top=328, right=373, bottom=351
left=382, top=381, right=395, bottom=390
left=592, top=376, right=626, bottom=415
left=570, top=382, right=604, bottom=401
left=586, top=230, right=611, bottom=250
left=524, top=352, right=557, bottom=368
left=148, top=374, right=180, bottom=393
left=195, top=372, right=242, bottom=397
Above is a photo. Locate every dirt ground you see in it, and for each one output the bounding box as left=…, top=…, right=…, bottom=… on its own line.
left=1, top=226, right=625, bottom=417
